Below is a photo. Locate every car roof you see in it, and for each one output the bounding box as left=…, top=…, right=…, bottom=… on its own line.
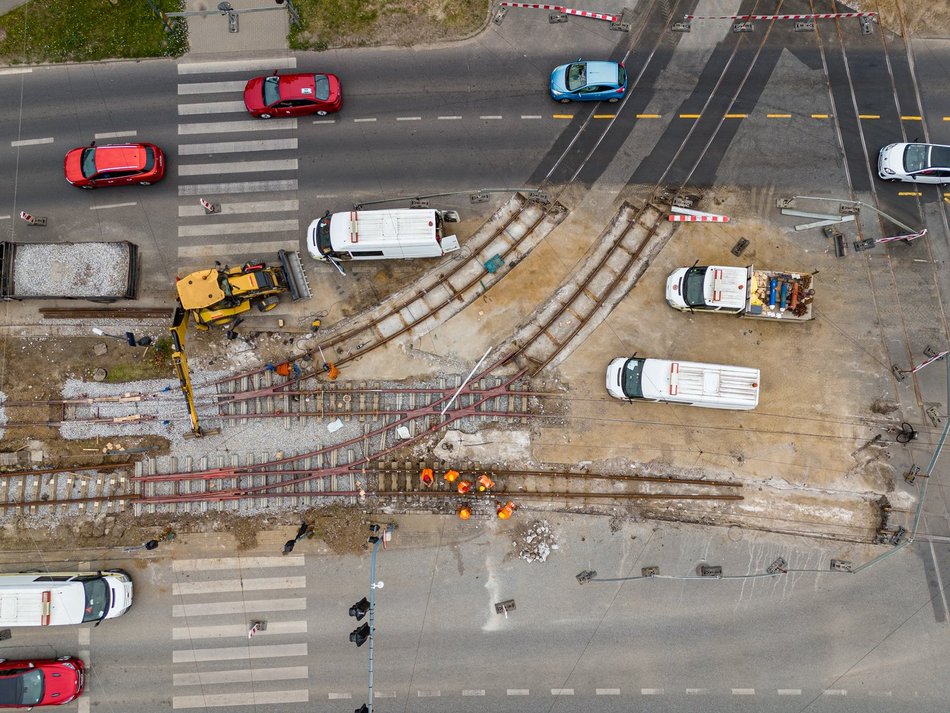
left=94, top=144, right=148, bottom=171
left=928, top=144, right=950, bottom=168
left=279, top=73, right=319, bottom=100
left=584, top=61, right=620, bottom=84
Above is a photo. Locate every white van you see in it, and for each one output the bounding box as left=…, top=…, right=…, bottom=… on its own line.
left=606, top=356, right=760, bottom=410
left=307, top=209, right=460, bottom=266
left=0, top=570, right=133, bottom=627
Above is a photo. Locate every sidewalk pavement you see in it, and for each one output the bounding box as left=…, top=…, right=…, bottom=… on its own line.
left=0, top=0, right=29, bottom=14
left=183, top=0, right=291, bottom=56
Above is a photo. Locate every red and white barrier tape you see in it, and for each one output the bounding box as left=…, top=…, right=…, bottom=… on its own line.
left=499, top=2, right=618, bottom=22
left=668, top=213, right=730, bottom=223
left=685, top=12, right=876, bottom=20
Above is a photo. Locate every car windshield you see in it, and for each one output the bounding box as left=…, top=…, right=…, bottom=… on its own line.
left=566, top=63, right=587, bottom=91
left=620, top=358, right=645, bottom=399
left=313, top=74, right=330, bottom=101
left=80, top=148, right=98, bottom=178
left=81, top=576, right=110, bottom=622
left=0, top=669, right=44, bottom=706
left=143, top=147, right=155, bottom=171
left=263, top=76, right=281, bottom=106
left=681, top=267, right=708, bottom=308
left=903, top=144, right=929, bottom=172
left=316, top=218, right=333, bottom=254
left=617, top=65, right=627, bottom=86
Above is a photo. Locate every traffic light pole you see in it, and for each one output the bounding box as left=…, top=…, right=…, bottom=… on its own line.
left=367, top=524, right=394, bottom=713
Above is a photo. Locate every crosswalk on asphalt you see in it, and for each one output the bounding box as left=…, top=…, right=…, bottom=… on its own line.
left=175, top=58, right=302, bottom=266
left=170, top=555, right=309, bottom=709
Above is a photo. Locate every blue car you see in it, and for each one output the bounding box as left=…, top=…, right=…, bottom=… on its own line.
left=549, top=60, right=627, bottom=103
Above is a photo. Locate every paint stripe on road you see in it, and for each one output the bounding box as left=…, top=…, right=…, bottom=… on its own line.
left=416, top=691, right=441, bottom=697
left=179, top=199, right=298, bottom=217
left=641, top=688, right=664, bottom=695
left=593, top=114, right=616, bottom=119
left=374, top=692, right=396, bottom=699
left=507, top=689, right=530, bottom=696
left=462, top=690, right=485, bottom=696
left=173, top=643, right=307, bottom=664
left=596, top=689, right=620, bottom=695
left=812, top=113, right=830, bottom=118
left=479, top=115, right=502, bottom=120
left=174, top=666, right=308, bottom=686
left=732, top=689, right=755, bottom=695
left=179, top=159, right=298, bottom=176
left=354, top=118, right=376, bottom=123
left=178, top=240, right=300, bottom=259
left=636, top=114, right=661, bottom=118
left=178, top=80, right=247, bottom=95
left=0, top=68, right=31, bottom=75
left=766, top=114, right=791, bottom=118
left=438, top=116, right=461, bottom=120
left=679, top=114, right=700, bottom=119
left=173, top=620, right=307, bottom=640
left=328, top=692, right=352, bottom=699
left=777, top=689, right=802, bottom=695
left=11, top=137, right=53, bottom=146
left=685, top=688, right=709, bottom=694
left=178, top=139, right=297, bottom=156
left=173, top=690, right=307, bottom=709
left=172, top=575, right=305, bottom=595
left=901, top=115, right=922, bottom=121
left=858, top=114, right=880, bottom=119
left=94, top=131, right=137, bottom=139
left=179, top=101, right=248, bottom=115
left=178, top=58, right=296, bottom=75
left=172, top=597, right=305, bottom=617
left=823, top=689, right=847, bottom=696
left=178, top=179, right=298, bottom=196
left=521, top=115, right=543, bottom=119
left=90, top=202, right=137, bottom=210
left=179, top=119, right=297, bottom=135
left=868, top=690, right=893, bottom=697
left=178, top=219, right=299, bottom=238
left=396, top=116, right=422, bottom=121
left=551, top=689, right=574, bottom=696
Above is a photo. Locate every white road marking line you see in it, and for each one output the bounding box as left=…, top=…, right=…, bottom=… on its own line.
left=353, top=118, right=376, bottom=123
left=416, top=691, right=440, bottom=697
left=173, top=642, right=307, bottom=664
left=178, top=101, right=248, bottom=115
left=11, top=137, right=53, bottom=146
left=178, top=179, right=298, bottom=196
left=178, top=58, right=296, bottom=75
left=173, top=620, right=307, bottom=640
left=178, top=80, right=247, bottom=95
left=438, top=116, right=461, bottom=120
left=172, top=575, right=305, bottom=596
left=507, top=689, right=529, bottom=696
left=78, top=698, right=89, bottom=713
left=551, top=689, right=574, bottom=695
left=480, top=115, right=503, bottom=120
left=178, top=240, right=300, bottom=259
left=396, top=116, right=421, bottom=121
left=94, top=131, right=137, bottom=139
left=328, top=692, right=352, bottom=699
left=173, top=690, right=307, bottom=709
left=595, top=689, right=620, bottom=695
left=641, top=688, right=664, bottom=695
left=90, top=202, right=136, bottom=210
left=0, top=215, right=10, bottom=220
left=179, top=119, right=297, bottom=135
left=461, top=690, right=485, bottom=696
left=0, top=68, right=31, bottom=75
left=174, top=557, right=304, bottom=571
left=172, top=597, right=305, bottom=617
left=179, top=199, right=298, bottom=217
left=312, top=119, right=336, bottom=124
left=78, top=629, right=90, bottom=645
left=823, top=689, right=847, bottom=696
left=174, top=666, right=308, bottom=686
left=179, top=158, right=298, bottom=176
left=178, top=219, right=298, bottom=238
left=521, top=115, right=543, bottom=119
left=868, top=690, right=893, bottom=697
left=374, top=692, right=396, bottom=699
left=777, top=689, right=802, bottom=695
left=685, top=688, right=709, bottom=694
left=732, top=688, right=755, bottom=695
left=179, top=138, right=298, bottom=156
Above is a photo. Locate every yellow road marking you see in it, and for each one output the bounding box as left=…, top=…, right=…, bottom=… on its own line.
left=636, top=114, right=661, bottom=119
left=767, top=113, right=792, bottom=118
left=900, top=116, right=922, bottom=121
left=593, top=114, right=616, bottom=119
left=898, top=191, right=922, bottom=196
left=858, top=114, right=880, bottom=119
left=724, top=113, right=747, bottom=118
left=944, top=117, right=950, bottom=121
left=679, top=114, right=701, bottom=119
left=811, top=114, right=829, bottom=119
left=552, top=114, right=573, bottom=119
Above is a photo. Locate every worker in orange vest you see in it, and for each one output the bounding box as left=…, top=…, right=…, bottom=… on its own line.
left=457, top=479, right=473, bottom=495
left=457, top=505, right=472, bottom=520
left=476, top=474, right=494, bottom=492
left=443, top=469, right=460, bottom=484
left=420, top=468, right=434, bottom=487
left=496, top=500, right=517, bottom=520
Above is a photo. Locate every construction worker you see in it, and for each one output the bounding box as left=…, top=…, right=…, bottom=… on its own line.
left=476, top=474, right=495, bottom=492
left=457, top=505, right=472, bottom=521
left=457, top=479, right=473, bottom=495
left=496, top=500, right=517, bottom=520
left=420, top=468, right=434, bottom=487
left=443, top=469, right=460, bottom=484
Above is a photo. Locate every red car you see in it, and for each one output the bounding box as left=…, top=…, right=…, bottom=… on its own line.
left=64, top=142, right=165, bottom=188
left=243, top=71, right=343, bottom=119
left=0, top=658, right=84, bottom=707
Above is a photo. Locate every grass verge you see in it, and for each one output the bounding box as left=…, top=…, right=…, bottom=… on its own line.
left=0, top=0, right=188, bottom=64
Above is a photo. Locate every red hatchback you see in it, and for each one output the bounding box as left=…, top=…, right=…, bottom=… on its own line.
left=64, top=142, right=165, bottom=188
left=0, top=658, right=85, bottom=708
left=244, top=71, right=343, bottom=119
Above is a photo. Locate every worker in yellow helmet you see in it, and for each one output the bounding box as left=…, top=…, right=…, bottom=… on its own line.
left=457, top=505, right=472, bottom=520
left=476, top=474, right=495, bottom=492
left=443, top=469, right=460, bottom=484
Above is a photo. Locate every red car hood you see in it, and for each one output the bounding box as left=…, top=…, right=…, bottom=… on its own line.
left=39, top=659, right=84, bottom=705
left=63, top=149, right=85, bottom=183
left=243, top=76, right=265, bottom=111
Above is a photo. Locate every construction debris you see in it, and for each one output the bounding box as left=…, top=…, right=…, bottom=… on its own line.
left=516, top=519, right=557, bottom=563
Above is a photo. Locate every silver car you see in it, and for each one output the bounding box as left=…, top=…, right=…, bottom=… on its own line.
left=878, top=142, right=950, bottom=184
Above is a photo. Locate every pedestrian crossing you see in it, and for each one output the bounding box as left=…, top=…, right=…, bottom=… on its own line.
left=170, top=555, right=310, bottom=709
left=175, top=58, right=304, bottom=272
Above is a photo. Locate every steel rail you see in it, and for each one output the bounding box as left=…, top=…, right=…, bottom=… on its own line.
left=0, top=462, right=132, bottom=478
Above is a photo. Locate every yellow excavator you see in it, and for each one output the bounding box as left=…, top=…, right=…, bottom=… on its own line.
left=170, top=250, right=312, bottom=437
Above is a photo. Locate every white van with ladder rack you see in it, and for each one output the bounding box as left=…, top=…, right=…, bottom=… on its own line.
left=0, top=570, right=133, bottom=627
left=606, top=356, right=760, bottom=410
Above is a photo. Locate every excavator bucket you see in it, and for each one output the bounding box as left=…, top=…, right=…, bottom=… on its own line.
left=278, top=250, right=312, bottom=302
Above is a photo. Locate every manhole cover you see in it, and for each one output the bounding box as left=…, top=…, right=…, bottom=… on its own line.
left=93, top=368, right=108, bottom=382
left=728, top=526, right=743, bottom=542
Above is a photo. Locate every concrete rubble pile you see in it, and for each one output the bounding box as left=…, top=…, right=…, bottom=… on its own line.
left=517, top=519, right=557, bottom=563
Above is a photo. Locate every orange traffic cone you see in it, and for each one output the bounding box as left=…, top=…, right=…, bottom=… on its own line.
left=457, top=479, right=473, bottom=495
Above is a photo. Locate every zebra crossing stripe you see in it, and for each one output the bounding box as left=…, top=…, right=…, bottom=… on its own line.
left=179, top=101, right=248, bottom=115
left=178, top=180, right=298, bottom=196
left=179, top=119, right=297, bottom=135
left=178, top=58, right=296, bottom=75
left=174, top=666, right=308, bottom=686
left=179, top=139, right=298, bottom=156
left=174, top=556, right=304, bottom=571
left=172, top=597, right=306, bottom=617
left=172, top=575, right=305, bottom=596
left=172, top=690, right=307, bottom=709
left=173, top=620, right=307, bottom=640
left=173, top=642, right=307, bottom=664
left=178, top=199, right=298, bottom=217
left=178, top=219, right=299, bottom=238
left=178, top=159, right=298, bottom=176
left=178, top=80, right=247, bottom=95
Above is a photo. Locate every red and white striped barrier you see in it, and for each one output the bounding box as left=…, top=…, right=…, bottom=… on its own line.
left=19, top=211, right=36, bottom=224
left=199, top=198, right=217, bottom=214
left=499, top=2, right=618, bottom=22
left=685, top=12, right=876, bottom=20
left=668, top=213, right=730, bottom=223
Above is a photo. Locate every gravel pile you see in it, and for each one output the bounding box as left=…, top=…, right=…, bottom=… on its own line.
left=517, top=519, right=557, bottom=563
left=12, top=243, right=131, bottom=297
